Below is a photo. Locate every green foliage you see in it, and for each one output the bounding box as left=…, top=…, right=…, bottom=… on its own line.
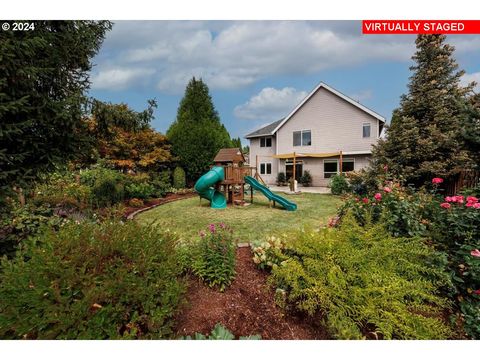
left=0, top=21, right=112, bottom=200
left=276, top=172, right=286, bottom=186
left=125, top=183, right=155, bottom=200
left=373, top=35, right=475, bottom=186
left=329, top=174, right=350, bottom=195
left=299, top=170, right=312, bottom=187
left=91, top=174, right=125, bottom=207
left=173, top=167, right=186, bottom=189
left=191, top=223, right=236, bottom=291
left=268, top=217, right=451, bottom=339
left=149, top=171, right=172, bottom=197
left=0, top=221, right=185, bottom=339
left=181, top=323, right=261, bottom=340
left=231, top=137, right=242, bottom=149
left=0, top=203, right=64, bottom=258
left=167, top=77, right=232, bottom=182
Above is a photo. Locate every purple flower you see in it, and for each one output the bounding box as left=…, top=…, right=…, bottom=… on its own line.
left=209, top=223, right=216, bottom=233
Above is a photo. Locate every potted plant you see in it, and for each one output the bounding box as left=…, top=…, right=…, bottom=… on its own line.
left=300, top=170, right=312, bottom=187
left=276, top=172, right=286, bottom=186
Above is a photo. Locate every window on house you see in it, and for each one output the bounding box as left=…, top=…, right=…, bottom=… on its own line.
left=293, top=130, right=311, bottom=146
left=363, top=123, right=371, bottom=138
left=324, top=160, right=338, bottom=178
left=341, top=159, right=354, bottom=173
left=260, top=137, right=272, bottom=147
left=260, top=162, right=272, bottom=175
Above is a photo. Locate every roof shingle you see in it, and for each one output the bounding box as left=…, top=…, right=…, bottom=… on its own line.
left=244, top=119, right=283, bottom=139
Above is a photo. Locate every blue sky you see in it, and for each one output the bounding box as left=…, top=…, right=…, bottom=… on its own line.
left=88, top=21, right=480, bottom=145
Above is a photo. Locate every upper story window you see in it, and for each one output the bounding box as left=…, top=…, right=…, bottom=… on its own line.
left=362, top=123, right=371, bottom=138
left=260, top=137, right=272, bottom=147
left=293, top=130, right=311, bottom=146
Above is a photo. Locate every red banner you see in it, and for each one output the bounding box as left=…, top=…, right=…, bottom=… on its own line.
left=362, top=20, right=480, bottom=34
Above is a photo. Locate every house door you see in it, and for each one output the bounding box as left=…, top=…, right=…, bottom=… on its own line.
left=285, top=161, right=303, bottom=181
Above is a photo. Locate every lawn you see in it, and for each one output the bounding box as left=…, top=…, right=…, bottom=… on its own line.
left=136, top=192, right=342, bottom=243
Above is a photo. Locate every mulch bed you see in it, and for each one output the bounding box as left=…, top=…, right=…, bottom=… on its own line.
left=123, top=192, right=196, bottom=219
left=174, top=247, right=328, bottom=340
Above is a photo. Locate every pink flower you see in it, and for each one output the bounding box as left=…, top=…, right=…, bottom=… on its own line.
left=455, top=195, right=464, bottom=204
left=374, top=193, right=382, bottom=201
left=466, top=201, right=474, bottom=208
left=219, top=222, right=226, bottom=229
left=445, top=196, right=454, bottom=202
left=473, top=203, right=480, bottom=209
left=471, top=249, right=480, bottom=257
left=383, top=165, right=388, bottom=172
left=466, top=196, right=478, bottom=204
left=432, top=178, right=444, bottom=184
left=362, top=197, right=369, bottom=204
left=474, top=290, right=480, bottom=295
left=208, top=223, right=216, bottom=233
left=383, top=186, right=392, bottom=193
left=440, top=202, right=451, bottom=209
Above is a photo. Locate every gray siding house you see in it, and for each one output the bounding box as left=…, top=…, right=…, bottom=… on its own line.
left=245, top=82, right=386, bottom=187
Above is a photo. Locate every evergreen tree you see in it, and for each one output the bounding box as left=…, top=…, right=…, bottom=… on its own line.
left=373, top=35, right=474, bottom=186
left=231, top=137, right=242, bottom=149
left=167, top=77, right=232, bottom=182
left=0, top=21, right=112, bottom=200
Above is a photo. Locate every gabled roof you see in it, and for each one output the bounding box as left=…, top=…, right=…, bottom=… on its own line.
left=213, top=148, right=246, bottom=163
left=244, top=82, right=386, bottom=139
left=244, top=119, right=283, bottom=139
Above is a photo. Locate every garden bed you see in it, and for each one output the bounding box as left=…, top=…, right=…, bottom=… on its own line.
left=174, top=247, right=327, bottom=340
left=124, top=192, right=196, bottom=219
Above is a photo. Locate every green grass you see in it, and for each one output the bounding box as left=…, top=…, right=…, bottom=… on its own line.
left=136, top=192, right=342, bottom=243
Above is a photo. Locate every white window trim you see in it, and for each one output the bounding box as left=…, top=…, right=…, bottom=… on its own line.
left=362, top=123, right=371, bottom=138
left=260, top=162, right=272, bottom=175
left=323, top=158, right=355, bottom=178
left=293, top=129, right=312, bottom=147
left=260, top=136, right=272, bottom=148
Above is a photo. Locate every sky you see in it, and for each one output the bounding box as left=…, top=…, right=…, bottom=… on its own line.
left=88, top=21, right=480, bottom=145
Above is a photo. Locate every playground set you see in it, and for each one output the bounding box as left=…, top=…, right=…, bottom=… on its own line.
left=194, top=148, right=297, bottom=211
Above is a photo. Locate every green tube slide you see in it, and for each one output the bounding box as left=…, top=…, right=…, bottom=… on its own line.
left=244, top=175, right=297, bottom=211
left=194, top=166, right=227, bottom=209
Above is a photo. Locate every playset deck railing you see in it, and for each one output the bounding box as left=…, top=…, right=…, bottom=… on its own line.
left=223, top=165, right=254, bottom=183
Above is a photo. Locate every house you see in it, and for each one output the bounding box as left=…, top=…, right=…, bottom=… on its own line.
left=245, top=82, right=386, bottom=187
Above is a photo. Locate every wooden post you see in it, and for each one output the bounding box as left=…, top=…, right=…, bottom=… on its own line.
left=256, top=155, right=259, bottom=180
left=339, top=151, right=343, bottom=176
left=293, top=152, right=296, bottom=181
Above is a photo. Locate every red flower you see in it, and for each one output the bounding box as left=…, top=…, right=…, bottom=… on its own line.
left=454, top=195, right=464, bottom=203
left=440, top=202, right=451, bottom=209
left=362, top=197, right=369, bottom=204
left=473, top=203, right=480, bottom=209
left=383, top=186, right=392, bottom=193
left=374, top=193, right=382, bottom=201
left=471, top=249, right=480, bottom=257
left=432, top=178, right=444, bottom=184
left=466, top=201, right=474, bottom=208
left=474, top=290, right=480, bottom=295
left=467, top=196, right=478, bottom=204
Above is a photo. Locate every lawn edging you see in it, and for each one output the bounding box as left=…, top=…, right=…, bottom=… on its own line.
left=126, top=193, right=196, bottom=220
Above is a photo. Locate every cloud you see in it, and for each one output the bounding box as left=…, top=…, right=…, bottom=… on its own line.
left=91, top=21, right=480, bottom=93
left=91, top=67, right=155, bottom=90
left=234, top=87, right=308, bottom=121
left=461, top=72, right=480, bottom=92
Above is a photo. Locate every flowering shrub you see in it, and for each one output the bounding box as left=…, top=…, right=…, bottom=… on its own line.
left=191, top=223, right=236, bottom=291
left=268, top=216, right=451, bottom=339
left=251, top=236, right=286, bottom=270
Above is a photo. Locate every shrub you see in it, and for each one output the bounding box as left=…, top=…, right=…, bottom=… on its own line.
left=191, top=223, right=236, bottom=291
left=276, top=172, right=286, bottom=186
left=251, top=236, right=286, bottom=270
left=0, top=221, right=185, bottom=339
left=128, top=198, right=144, bottom=208
left=149, top=170, right=172, bottom=197
left=299, top=170, right=312, bottom=187
left=0, top=203, right=65, bottom=258
left=125, top=183, right=155, bottom=200
left=268, top=217, right=451, bottom=339
left=173, top=167, right=186, bottom=189
left=91, top=175, right=125, bottom=207
left=329, top=174, right=350, bottom=195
